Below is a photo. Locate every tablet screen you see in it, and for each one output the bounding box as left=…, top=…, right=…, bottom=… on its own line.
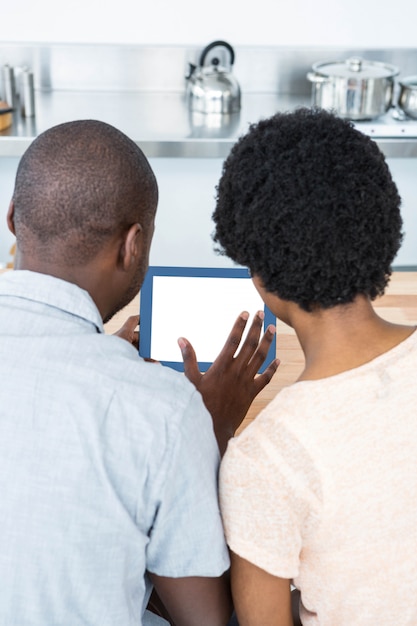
left=139, top=266, right=276, bottom=372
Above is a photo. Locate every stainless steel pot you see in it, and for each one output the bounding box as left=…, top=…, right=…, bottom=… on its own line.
left=398, top=76, right=417, bottom=119
left=307, top=57, right=399, bottom=120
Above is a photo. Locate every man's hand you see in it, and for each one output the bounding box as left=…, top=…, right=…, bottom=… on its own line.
left=113, top=315, right=139, bottom=349
left=178, top=311, right=279, bottom=455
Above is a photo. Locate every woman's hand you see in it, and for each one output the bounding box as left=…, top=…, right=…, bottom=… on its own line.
left=178, top=311, right=279, bottom=455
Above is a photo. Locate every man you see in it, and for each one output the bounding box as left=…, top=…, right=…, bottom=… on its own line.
left=215, top=108, right=417, bottom=625
left=0, top=119, right=278, bottom=625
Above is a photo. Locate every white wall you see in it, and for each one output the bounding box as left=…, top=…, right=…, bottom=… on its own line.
left=1, top=0, right=416, bottom=48
left=150, top=158, right=417, bottom=269
left=2, top=157, right=416, bottom=268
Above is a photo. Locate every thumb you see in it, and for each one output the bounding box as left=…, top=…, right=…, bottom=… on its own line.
left=113, top=315, right=139, bottom=344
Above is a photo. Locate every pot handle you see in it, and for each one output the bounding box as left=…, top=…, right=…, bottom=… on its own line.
left=199, top=40, right=235, bottom=68
left=307, top=71, right=330, bottom=84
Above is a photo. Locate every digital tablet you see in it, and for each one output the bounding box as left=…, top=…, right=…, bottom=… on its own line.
left=139, top=266, right=276, bottom=372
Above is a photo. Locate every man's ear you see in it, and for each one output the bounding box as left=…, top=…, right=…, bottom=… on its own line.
left=120, top=222, right=143, bottom=271
left=7, top=200, right=16, bottom=235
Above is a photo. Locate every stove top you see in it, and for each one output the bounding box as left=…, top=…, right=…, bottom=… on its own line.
left=353, top=108, right=417, bottom=138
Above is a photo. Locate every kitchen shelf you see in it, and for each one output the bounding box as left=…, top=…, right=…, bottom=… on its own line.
left=2, top=90, right=417, bottom=159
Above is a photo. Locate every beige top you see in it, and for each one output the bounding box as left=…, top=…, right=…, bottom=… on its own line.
left=220, top=329, right=417, bottom=625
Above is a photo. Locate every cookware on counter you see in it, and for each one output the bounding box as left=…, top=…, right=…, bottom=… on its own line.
left=307, top=57, right=399, bottom=120
left=186, top=40, right=241, bottom=115
left=397, top=76, right=417, bottom=120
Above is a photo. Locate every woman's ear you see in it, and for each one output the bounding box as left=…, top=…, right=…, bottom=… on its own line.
left=7, top=200, right=16, bottom=235
left=120, top=222, right=143, bottom=271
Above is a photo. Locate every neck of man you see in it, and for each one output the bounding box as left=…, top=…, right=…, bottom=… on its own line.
left=13, top=245, right=120, bottom=323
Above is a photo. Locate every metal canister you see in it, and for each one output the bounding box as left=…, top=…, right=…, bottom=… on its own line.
left=1, top=64, right=17, bottom=108
left=21, top=68, right=35, bottom=118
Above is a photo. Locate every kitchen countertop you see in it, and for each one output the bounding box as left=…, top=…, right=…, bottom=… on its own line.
left=2, top=89, right=417, bottom=159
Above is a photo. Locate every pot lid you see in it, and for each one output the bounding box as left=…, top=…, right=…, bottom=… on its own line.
left=312, top=57, right=399, bottom=79
left=399, top=75, right=417, bottom=88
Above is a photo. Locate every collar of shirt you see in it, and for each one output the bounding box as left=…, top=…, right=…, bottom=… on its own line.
left=0, top=270, right=104, bottom=334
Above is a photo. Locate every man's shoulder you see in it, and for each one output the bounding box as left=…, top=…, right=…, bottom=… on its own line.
left=82, top=333, right=199, bottom=414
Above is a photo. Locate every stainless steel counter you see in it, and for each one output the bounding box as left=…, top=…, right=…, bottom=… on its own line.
left=2, top=89, right=417, bottom=158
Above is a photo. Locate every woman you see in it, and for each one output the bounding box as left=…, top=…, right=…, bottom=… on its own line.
left=214, top=108, right=417, bottom=626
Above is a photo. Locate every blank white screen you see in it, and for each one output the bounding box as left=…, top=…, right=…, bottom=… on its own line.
left=150, top=275, right=265, bottom=363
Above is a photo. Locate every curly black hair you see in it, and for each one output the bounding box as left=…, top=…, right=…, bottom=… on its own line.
left=212, top=107, right=403, bottom=311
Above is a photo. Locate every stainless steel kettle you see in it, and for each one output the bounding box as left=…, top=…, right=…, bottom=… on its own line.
left=186, top=40, right=241, bottom=114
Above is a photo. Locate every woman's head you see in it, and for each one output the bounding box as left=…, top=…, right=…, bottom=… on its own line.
left=213, top=107, right=403, bottom=311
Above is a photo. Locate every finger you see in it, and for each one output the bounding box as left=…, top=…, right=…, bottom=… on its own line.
left=252, top=357, right=280, bottom=395
left=131, top=330, right=139, bottom=350
left=234, top=310, right=265, bottom=365
left=114, top=315, right=139, bottom=337
left=246, top=323, right=277, bottom=377
left=121, top=315, right=140, bottom=334
left=113, top=314, right=140, bottom=344
left=178, top=337, right=203, bottom=388
left=212, top=312, right=250, bottom=364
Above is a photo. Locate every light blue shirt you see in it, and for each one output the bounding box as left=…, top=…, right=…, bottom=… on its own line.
left=0, top=270, right=229, bottom=625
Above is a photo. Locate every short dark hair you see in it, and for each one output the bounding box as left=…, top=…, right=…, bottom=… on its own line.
left=212, top=108, right=403, bottom=311
left=13, top=119, right=158, bottom=263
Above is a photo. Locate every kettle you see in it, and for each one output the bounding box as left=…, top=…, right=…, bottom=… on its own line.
left=186, top=40, right=241, bottom=114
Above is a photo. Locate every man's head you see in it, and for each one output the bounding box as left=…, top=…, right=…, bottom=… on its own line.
left=8, top=119, right=158, bottom=320
left=212, top=108, right=403, bottom=312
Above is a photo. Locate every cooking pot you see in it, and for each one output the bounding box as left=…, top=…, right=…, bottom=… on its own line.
left=307, top=57, right=399, bottom=120
left=397, top=76, right=417, bottom=119
left=186, top=40, right=241, bottom=115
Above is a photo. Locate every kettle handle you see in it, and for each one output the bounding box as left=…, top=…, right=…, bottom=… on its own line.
left=199, top=40, right=235, bottom=68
